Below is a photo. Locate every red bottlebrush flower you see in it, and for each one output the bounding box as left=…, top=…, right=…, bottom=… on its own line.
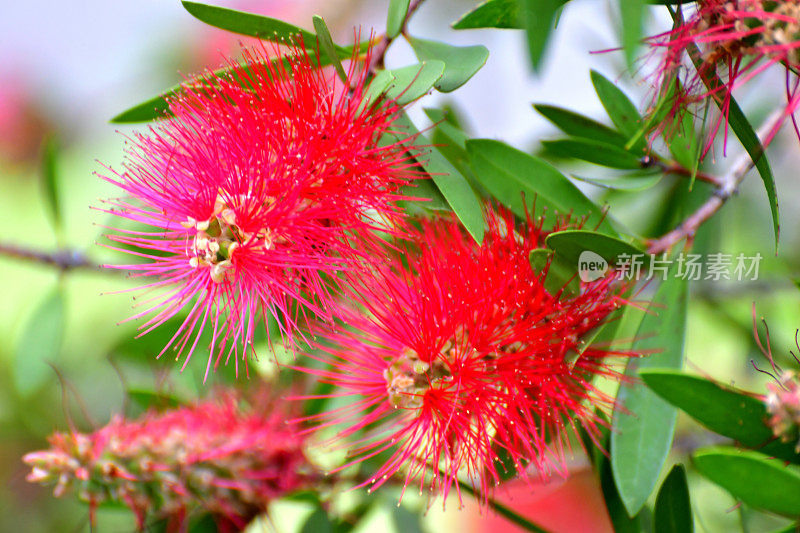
left=23, top=391, right=317, bottom=532
left=298, top=207, right=633, bottom=503
left=99, top=44, right=419, bottom=377
left=647, top=0, right=800, bottom=153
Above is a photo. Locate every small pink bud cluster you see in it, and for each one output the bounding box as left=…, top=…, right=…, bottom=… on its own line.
left=648, top=0, right=800, bottom=151
left=23, top=393, right=316, bottom=531
left=765, top=370, right=800, bottom=451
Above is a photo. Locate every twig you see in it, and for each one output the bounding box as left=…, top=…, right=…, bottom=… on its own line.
left=647, top=109, right=784, bottom=254
left=365, top=0, right=426, bottom=74
left=0, top=241, right=101, bottom=272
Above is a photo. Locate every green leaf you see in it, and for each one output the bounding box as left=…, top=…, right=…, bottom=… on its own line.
left=529, top=249, right=579, bottom=297
left=654, top=465, right=693, bottom=533
left=590, top=70, right=645, bottom=152
left=395, top=114, right=485, bottom=242
left=542, top=138, right=643, bottom=169
left=640, top=369, right=800, bottom=463
left=519, top=0, right=569, bottom=71
left=545, top=229, right=647, bottom=269
left=466, top=138, right=614, bottom=234
left=312, top=16, right=347, bottom=83
left=387, top=0, right=411, bottom=38
left=573, top=173, right=662, bottom=191
left=601, top=450, right=642, bottom=533
left=620, top=0, right=647, bottom=70
left=534, top=104, right=628, bottom=146
left=14, top=290, right=64, bottom=396
left=182, top=1, right=317, bottom=47
left=407, top=36, right=489, bottom=92
left=639, top=370, right=772, bottom=447
left=382, top=61, right=446, bottom=105
left=693, top=448, right=800, bottom=517
left=611, top=266, right=689, bottom=516
left=391, top=506, right=424, bottom=533
left=685, top=41, right=779, bottom=249
left=40, top=136, right=62, bottom=234
left=452, top=0, right=522, bottom=30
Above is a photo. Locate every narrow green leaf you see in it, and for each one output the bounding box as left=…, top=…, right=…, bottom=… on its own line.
left=519, top=0, right=568, bottom=71
left=182, top=1, right=317, bottom=47
left=542, top=138, right=643, bottom=169
left=620, top=0, right=647, bottom=70
left=685, top=42, right=779, bottom=249
left=14, top=290, right=64, bottom=396
left=466, top=138, right=615, bottom=234
left=611, top=266, right=689, bottom=516
left=407, top=36, right=489, bottom=92
left=573, top=173, right=662, bottom=191
left=654, top=465, right=693, bottom=533
left=387, top=0, right=411, bottom=38
left=693, top=448, right=800, bottom=517
left=601, top=451, right=642, bottom=533
left=40, top=136, right=62, bottom=234
left=312, top=16, right=347, bottom=83
left=383, top=61, right=446, bottom=105
left=534, top=104, right=628, bottom=146
left=396, top=114, right=485, bottom=242
left=590, top=70, right=645, bottom=152
left=639, top=370, right=772, bottom=447
left=640, top=369, right=800, bottom=463
left=545, top=229, right=647, bottom=269
left=452, top=0, right=522, bottom=30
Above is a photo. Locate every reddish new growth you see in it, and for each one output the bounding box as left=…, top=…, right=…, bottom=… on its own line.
left=23, top=392, right=316, bottom=532
left=648, top=0, right=800, bottom=153
left=99, top=44, right=419, bottom=377
left=300, top=207, right=634, bottom=503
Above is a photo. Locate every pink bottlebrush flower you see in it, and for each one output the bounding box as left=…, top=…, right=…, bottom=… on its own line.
left=99, top=44, right=420, bottom=377
left=647, top=0, right=800, bottom=153
left=298, top=207, right=634, bottom=504
left=23, top=391, right=318, bottom=532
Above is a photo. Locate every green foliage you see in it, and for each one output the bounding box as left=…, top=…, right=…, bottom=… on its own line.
left=394, top=114, right=485, bottom=242
left=312, top=16, right=347, bottom=83
left=534, top=104, right=628, bottom=146
left=685, top=40, right=780, bottom=249
left=519, top=0, right=569, bottom=72
left=386, top=0, right=411, bottom=38
left=654, top=465, right=693, bottom=533
left=544, top=230, right=647, bottom=268
left=452, top=0, right=522, bottom=30
left=529, top=249, right=579, bottom=297
left=641, top=369, right=800, bottom=464
left=407, top=37, right=489, bottom=92
left=590, top=70, right=646, bottom=153
left=466, top=139, right=614, bottom=234
left=182, top=1, right=318, bottom=48
left=542, top=138, right=643, bottom=169
left=39, top=137, right=62, bottom=235
left=693, top=448, right=800, bottom=517
left=14, top=289, right=64, bottom=396
left=612, top=266, right=689, bottom=516
left=619, top=0, right=647, bottom=70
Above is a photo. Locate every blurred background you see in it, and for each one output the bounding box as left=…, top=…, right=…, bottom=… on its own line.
left=1, top=0, right=799, bottom=531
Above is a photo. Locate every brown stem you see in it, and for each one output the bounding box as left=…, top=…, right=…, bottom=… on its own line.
left=647, top=109, right=784, bottom=254
left=0, top=242, right=101, bottom=272
left=657, top=160, right=723, bottom=187
left=365, top=0, right=427, bottom=75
